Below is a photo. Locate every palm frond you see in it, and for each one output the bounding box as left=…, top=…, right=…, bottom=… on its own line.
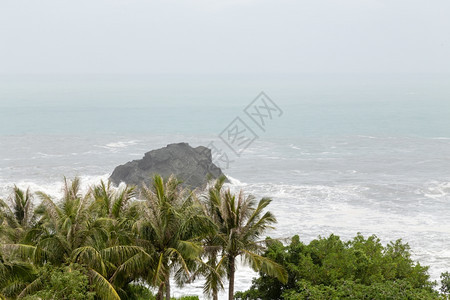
left=110, top=251, right=152, bottom=284
left=17, top=276, right=43, bottom=299
left=153, top=253, right=166, bottom=286
left=36, top=192, right=61, bottom=221
left=242, top=249, right=287, bottom=284
left=72, top=246, right=106, bottom=275
left=0, top=244, right=37, bottom=261
left=100, top=245, right=144, bottom=265
left=89, top=269, right=121, bottom=300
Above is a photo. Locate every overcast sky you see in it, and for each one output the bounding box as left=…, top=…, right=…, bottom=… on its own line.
left=0, top=0, right=449, bottom=75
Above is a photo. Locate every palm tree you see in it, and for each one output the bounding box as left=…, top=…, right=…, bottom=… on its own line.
left=88, top=180, right=153, bottom=299
left=0, top=250, right=36, bottom=299
left=0, top=187, right=38, bottom=299
left=0, top=186, right=34, bottom=243
left=2, top=178, right=143, bottom=299
left=132, top=174, right=211, bottom=300
left=202, top=178, right=287, bottom=300
left=25, top=177, right=124, bottom=299
left=90, top=180, right=138, bottom=247
left=195, top=178, right=227, bottom=300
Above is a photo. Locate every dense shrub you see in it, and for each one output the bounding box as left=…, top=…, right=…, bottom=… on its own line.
left=22, top=264, right=95, bottom=300
left=235, top=234, right=442, bottom=300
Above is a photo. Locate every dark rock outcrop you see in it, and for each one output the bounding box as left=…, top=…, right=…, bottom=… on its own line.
left=110, top=143, right=226, bottom=189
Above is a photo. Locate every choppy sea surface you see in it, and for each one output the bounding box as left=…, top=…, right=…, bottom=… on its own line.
left=0, top=74, right=449, bottom=298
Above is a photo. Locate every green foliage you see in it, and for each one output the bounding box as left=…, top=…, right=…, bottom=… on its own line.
left=22, top=264, right=95, bottom=300
left=200, top=177, right=286, bottom=300
left=133, top=174, right=209, bottom=300
left=236, top=234, right=441, bottom=300
left=124, top=284, right=156, bottom=300
left=0, top=252, right=37, bottom=299
left=110, top=283, right=199, bottom=300
left=0, top=186, right=35, bottom=244
left=280, top=279, right=443, bottom=300
left=1, top=177, right=448, bottom=300
left=441, top=272, right=450, bottom=295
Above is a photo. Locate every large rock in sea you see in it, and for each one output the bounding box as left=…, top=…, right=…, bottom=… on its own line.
left=110, top=143, right=226, bottom=189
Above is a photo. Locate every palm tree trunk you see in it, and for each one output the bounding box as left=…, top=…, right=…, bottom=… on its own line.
left=165, top=274, right=171, bottom=300
left=156, top=282, right=164, bottom=300
left=212, top=252, right=219, bottom=300
left=228, top=257, right=235, bottom=300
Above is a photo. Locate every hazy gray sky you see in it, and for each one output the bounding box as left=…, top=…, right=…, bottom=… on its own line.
left=1, top=0, right=449, bottom=74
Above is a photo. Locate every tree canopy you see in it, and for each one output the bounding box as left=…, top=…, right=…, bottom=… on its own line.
left=235, top=234, right=444, bottom=300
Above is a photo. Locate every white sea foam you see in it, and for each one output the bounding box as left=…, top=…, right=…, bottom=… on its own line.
left=356, top=135, right=377, bottom=139
left=289, top=144, right=302, bottom=150
left=225, top=175, right=248, bottom=187
left=31, top=152, right=67, bottom=159
left=96, top=140, right=141, bottom=151
left=420, top=181, right=450, bottom=201
left=0, top=174, right=110, bottom=202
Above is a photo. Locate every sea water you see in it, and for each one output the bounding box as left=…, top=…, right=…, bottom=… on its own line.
left=0, top=74, right=449, bottom=298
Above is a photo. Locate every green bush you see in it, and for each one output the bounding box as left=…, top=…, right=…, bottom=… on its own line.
left=22, top=264, right=95, bottom=300
left=235, top=234, right=441, bottom=300
left=124, top=284, right=155, bottom=300
left=441, top=272, right=450, bottom=295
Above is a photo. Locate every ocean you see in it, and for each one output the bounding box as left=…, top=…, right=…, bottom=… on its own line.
left=0, top=74, right=449, bottom=297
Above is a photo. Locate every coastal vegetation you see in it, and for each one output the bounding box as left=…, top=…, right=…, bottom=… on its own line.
left=0, top=176, right=448, bottom=299
left=235, top=234, right=444, bottom=299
